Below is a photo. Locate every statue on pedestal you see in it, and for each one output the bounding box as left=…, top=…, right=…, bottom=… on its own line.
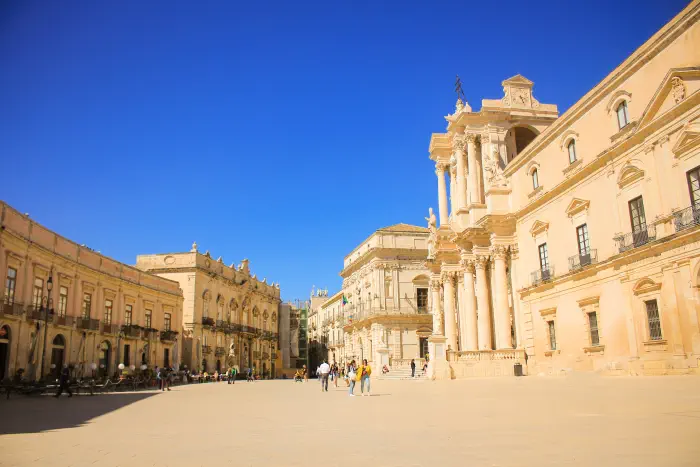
left=425, top=207, right=438, bottom=259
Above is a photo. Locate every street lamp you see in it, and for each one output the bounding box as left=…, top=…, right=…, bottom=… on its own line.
left=39, top=275, right=54, bottom=381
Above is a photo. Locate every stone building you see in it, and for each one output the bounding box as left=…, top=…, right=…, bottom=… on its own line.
left=337, top=224, right=432, bottom=368
left=278, top=300, right=307, bottom=375
left=0, top=201, right=184, bottom=381
left=425, top=1, right=700, bottom=378
left=307, top=288, right=329, bottom=370
left=136, top=247, right=281, bottom=377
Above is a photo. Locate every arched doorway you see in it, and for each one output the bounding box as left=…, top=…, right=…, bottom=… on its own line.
left=51, top=334, right=66, bottom=379
left=98, top=341, right=111, bottom=378
left=0, top=325, right=10, bottom=381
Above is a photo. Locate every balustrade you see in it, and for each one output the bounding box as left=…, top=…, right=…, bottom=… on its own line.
left=530, top=266, right=555, bottom=286
left=673, top=205, right=700, bottom=232
left=614, top=224, right=656, bottom=253
left=568, top=249, right=598, bottom=272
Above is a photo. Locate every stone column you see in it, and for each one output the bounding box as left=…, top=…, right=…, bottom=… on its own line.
left=435, top=164, right=449, bottom=226
left=449, top=163, right=457, bottom=215
left=442, top=272, right=458, bottom=351
left=466, top=134, right=479, bottom=205
left=475, top=256, right=492, bottom=350
left=452, top=133, right=468, bottom=211
left=429, top=277, right=443, bottom=335
left=461, top=260, right=478, bottom=351
left=491, top=246, right=512, bottom=349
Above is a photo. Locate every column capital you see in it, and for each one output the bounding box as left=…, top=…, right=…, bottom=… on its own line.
left=435, top=163, right=448, bottom=175
left=474, top=255, right=489, bottom=270
left=460, top=259, right=476, bottom=273
left=465, top=133, right=480, bottom=144
left=451, top=133, right=467, bottom=152
left=441, top=271, right=458, bottom=284
left=429, top=279, right=442, bottom=290
left=490, top=245, right=509, bottom=260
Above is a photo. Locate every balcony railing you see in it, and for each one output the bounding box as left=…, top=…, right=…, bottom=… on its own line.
left=1, top=302, right=24, bottom=317
left=202, top=317, right=215, bottom=327
left=531, top=267, right=555, bottom=287
left=215, top=346, right=225, bottom=356
left=215, top=319, right=225, bottom=328
left=160, top=330, right=178, bottom=342
left=568, top=249, right=598, bottom=272
left=26, top=307, right=45, bottom=321
left=53, top=315, right=75, bottom=327
left=202, top=345, right=212, bottom=354
left=614, top=224, right=656, bottom=253
left=77, top=318, right=100, bottom=331
left=101, top=322, right=119, bottom=335
left=121, top=325, right=142, bottom=339
left=674, top=205, right=700, bottom=232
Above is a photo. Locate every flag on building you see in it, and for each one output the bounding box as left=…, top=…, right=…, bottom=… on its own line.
left=342, top=295, right=348, bottom=306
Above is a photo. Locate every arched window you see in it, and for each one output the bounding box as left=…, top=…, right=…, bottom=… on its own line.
left=616, top=101, right=630, bottom=129
left=567, top=140, right=577, bottom=164
left=532, top=169, right=540, bottom=190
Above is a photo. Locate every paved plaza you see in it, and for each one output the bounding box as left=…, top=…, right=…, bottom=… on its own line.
left=1, top=376, right=700, bottom=466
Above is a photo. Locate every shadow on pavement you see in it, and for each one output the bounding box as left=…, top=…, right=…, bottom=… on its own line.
left=0, top=392, right=159, bottom=435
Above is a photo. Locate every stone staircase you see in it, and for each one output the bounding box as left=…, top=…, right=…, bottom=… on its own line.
left=377, top=366, right=426, bottom=380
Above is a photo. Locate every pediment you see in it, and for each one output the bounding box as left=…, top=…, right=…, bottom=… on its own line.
left=632, top=277, right=662, bottom=296
left=638, top=67, right=700, bottom=128
left=672, top=120, right=700, bottom=157
left=617, top=163, right=645, bottom=189
left=529, top=220, right=549, bottom=237
left=565, top=198, right=590, bottom=218
left=502, top=74, right=534, bottom=87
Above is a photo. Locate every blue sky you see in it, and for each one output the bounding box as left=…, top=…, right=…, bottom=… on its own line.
left=0, top=0, right=688, bottom=301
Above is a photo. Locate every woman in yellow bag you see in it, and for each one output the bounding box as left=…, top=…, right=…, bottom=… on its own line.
left=357, top=359, right=371, bottom=396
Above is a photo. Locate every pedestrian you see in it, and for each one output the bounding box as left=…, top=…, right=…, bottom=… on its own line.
left=167, top=367, right=174, bottom=390
left=303, top=364, right=308, bottom=382
left=156, top=366, right=164, bottom=390
left=246, top=367, right=254, bottom=382
left=319, top=360, right=330, bottom=392
left=411, top=359, right=416, bottom=378
left=332, top=362, right=339, bottom=388
left=231, top=367, right=237, bottom=384
left=347, top=360, right=357, bottom=396
left=54, top=364, right=72, bottom=398
left=359, top=359, right=372, bottom=396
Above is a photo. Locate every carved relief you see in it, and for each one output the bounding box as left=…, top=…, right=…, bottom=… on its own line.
left=484, top=144, right=507, bottom=187
left=671, top=76, right=685, bottom=104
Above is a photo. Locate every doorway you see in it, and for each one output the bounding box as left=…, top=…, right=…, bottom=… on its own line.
left=216, top=359, right=221, bottom=373
left=419, top=337, right=428, bottom=358
left=51, top=334, right=66, bottom=379
left=0, top=325, right=10, bottom=381
left=164, top=348, right=170, bottom=368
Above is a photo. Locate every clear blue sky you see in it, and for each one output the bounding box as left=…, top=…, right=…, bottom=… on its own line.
left=0, top=0, right=688, bottom=301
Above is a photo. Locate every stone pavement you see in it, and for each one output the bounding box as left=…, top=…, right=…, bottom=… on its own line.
left=1, top=375, right=700, bottom=466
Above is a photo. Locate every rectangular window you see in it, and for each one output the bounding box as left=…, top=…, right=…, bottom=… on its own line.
left=628, top=196, right=647, bottom=233
left=616, top=101, right=630, bottom=129
left=645, top=300, right=662, bottom=341
left=416, top=288, right=428, bottom=311
left=58, top=286, right=68, bottom=317
left=125, top=304, right=133, bottom=326
left=82, top=293, right=92, bottom=319
left=4, top=267, right=17, bottom=305
left=588, top=312, right=600, bottom=346
left=688, top=166, right=700, bottom=209
left=538, top=243, right=549, bottom=271
left=203, top=301, right=209, bottom=318
left=548, top=320, right=557, bottom=350
left=32, top=277, right=44, bottom=308
left=164, top=313, right=171, bottom=331
left=568, top=141, right=577, bottom=164
left=145, top=310, right=152, bottom=328
left=104, top=299, right=113, bottom=325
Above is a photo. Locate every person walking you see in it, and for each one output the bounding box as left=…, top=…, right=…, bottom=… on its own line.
left=332, top=362, right=339, bottom=388
left=230, top=367, right=237, bottom=384
left=347, top=360, right=357, bottom=396
left=359, top=359, right=372, bottom=396
left=319, top=360, right=330, bottom=392
left=303, top=364, right=308, bottom=382
left=246, top=367, right=253, bottom=382
left=411, top=359, right=416, bottom=378
left=54, top=365, right=72, bottom=398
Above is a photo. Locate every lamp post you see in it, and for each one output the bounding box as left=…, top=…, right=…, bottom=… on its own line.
left=39, top=275, right=54, bottom=381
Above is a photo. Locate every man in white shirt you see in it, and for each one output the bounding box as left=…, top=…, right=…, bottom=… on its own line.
left=319, top=360, right=331, bottom=392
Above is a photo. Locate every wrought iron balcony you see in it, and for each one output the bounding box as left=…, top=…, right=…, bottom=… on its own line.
left=77, top=318, right=100, bottom=331
left=121, top=324, right=142, bottom=338
left=101, top=322, right=119, bottom=335
left=614, top=225, right=656, bottom=253
left=1, top=302, right=24, bottom=317
left=27, top=306, right=46, bottom=321
left=202, top=317, right=215, bottom=327
left=53, top=315, right=75, bottom=327
left=216, top=319, right=225, bottom=328
left=215, top=346, right=225, bottom=356
left=202, top=345, right=212, bottom=354
left=160, top=330, right=178, bottom=342
left=531, top=267, right=555, bottom=286
left=673, top=205, right=700, bottom=232
left=568, top=249, right=598, bottom=272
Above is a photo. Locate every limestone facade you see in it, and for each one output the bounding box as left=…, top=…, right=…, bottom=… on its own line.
left=330, top=224, right=433, bottom=369
left=0, top=201, right=184, bottom=381
left=425, top=1, right=700, bottom=378
left=136, top=248, right=281, bottom=377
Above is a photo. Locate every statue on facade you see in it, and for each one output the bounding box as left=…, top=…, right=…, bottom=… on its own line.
left=191, top=241, right=197, bottom=252
left=425, top=207, right=438, bottom=260
left=484, top=144, right=507, bottom=187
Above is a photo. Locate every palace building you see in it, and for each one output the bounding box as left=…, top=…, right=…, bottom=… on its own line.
left=310, top=224, right=433, bottom=370
left=0, top=201, right=184, bottom=381
left=136, top=247, right=282, bottom=377
left=424, top=1, right=700, bottom=378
